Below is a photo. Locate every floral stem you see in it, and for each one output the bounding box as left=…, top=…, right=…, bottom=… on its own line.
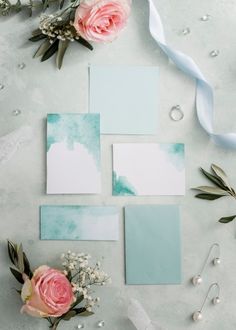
left=49, top=317, right=62, bottom=330
left=46, top=317, right=53, bottom=326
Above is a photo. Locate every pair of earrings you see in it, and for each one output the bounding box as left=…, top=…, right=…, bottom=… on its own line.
left=191, top=243, right=221, bottom=322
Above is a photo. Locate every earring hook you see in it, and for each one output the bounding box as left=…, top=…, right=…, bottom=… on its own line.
left=199, top=283, right=220, bottom=312
left=192, top=243, right=220, bottom=286
left=192, top=283, right=220, bottom=321
left=199, top=243, right=220, bottom=275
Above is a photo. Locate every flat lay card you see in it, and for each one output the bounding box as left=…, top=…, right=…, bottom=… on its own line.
left=40, top=205, right=119, bottom=241
left=47, top=113, right=101, bottom=194
left=125, top=205, right=182, bottom=285
left=89, top=65, right=159, bottom=134
left=113, top=143, right=185, bottom=196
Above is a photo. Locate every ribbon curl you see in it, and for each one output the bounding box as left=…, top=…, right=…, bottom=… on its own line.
left=148, top=0, right=236, bottom=149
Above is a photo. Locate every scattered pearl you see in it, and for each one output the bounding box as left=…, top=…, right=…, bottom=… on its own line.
left=77, top=323, right=85, bottom=329
left=18, top=63, right=26, bottom=70
left=12, top=109, right=21, bottom=116
left=182, top=27, right=190, bottom=35
left=97, top=320, right=105, bottom=328
left=210, top=50, right=219, bottom=57
left=200, top=14, right=211, bottom=21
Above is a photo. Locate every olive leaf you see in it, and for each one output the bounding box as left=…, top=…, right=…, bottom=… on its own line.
left=17, top=243, right=25, bottom=273
left=7, top=240, right=33, bottom=278
left=56, top=39, right=69, bottom=69
left=76, top=37, right=93, bottom=51
left=59, top=0, right=65, bottom=9
left=31, top=28, right=42, bottom=37
left=34, top=39, right=51, bottom=58
left=219, top=215, right=236, bottom=224
left=28, top=0, right=33, bottom=16
left=42, top=0, right=48, bottom=11
left=194, top=186, right=230, bottom=196
left=195, top=193, right=225, bottom=200
left=72, top=295, right=84, bottom=307
left=23, top=252, right=33, bottom=278
left=194, top=164, right=236, bottom=228
left=41, top=39, right=59, bottom=62
left=78, top=310, right=94, bottom=317
left=211, top=164, right=233, bottom=192
left=7, top=240, right=18, bottom=266
left=66, top=270, right=72, bottom=282
left=200, top=168, right=228, bottom=190
left=62, top=310, right=77, bottom=321
left=29, top=34, right=47, bottom=42
left=9, top=267, right=24, bottom=284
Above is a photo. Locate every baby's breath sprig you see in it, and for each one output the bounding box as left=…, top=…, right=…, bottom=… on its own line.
left=61, top=250, right=110, bottom=313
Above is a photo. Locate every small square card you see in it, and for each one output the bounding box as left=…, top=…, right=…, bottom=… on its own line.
left=40, top=205, right=119, bottom=241
left=113, top=143, right=185, bottom=196
left=125, top=205, right=182, bottom=285
left=47, top=114, right=101, bottom=194
left=89, top=66, right=159, bottom=134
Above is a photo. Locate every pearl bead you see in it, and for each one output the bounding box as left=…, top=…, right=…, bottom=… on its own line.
left=192, top=275, right=202, bottom=286
left=182, top=27, right=190, bottom=35
left=12, top=109, right=21, bottom=116
left=77, top=324, right=85, bottom=329
left=192, top=311, right=203, bottom=322
left=212, top=297, right=220, bottom=305
left=210, top=50, right=219, bottom=57
left=213, top=257, right=221, bottom=265
left=97, top=320, right=105, bottom=327
left=200, top=14, right=211, bottom=21
left=18, top=62, right=26, bottom=70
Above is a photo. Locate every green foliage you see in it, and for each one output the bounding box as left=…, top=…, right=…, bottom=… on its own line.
left=193, top=164, right=236, bottom=225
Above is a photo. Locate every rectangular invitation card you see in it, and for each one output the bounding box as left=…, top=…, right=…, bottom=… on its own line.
left=40, top=205, right=119, bottom=241
left=112, top=143, right=185, bottom=196
left=90, top=65, right=159, bottom=134
left=47, top=113, right=101, bottom=194
left=125, top=205, right=182, bottom=285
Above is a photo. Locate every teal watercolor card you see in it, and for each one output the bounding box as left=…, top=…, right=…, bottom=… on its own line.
left=113, top=143, right=185, bottom=196
left=125, top=205, right=182, bottom=285
left=47, top=114, right=101, bottom=194
left=89, top=66, right=159, bottom=134
left=40, top=205, right=119, bottom=241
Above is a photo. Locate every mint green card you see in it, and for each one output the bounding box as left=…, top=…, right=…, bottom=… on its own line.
left=89, top=66, right=159, bottom=134
left=125, top=205, right=182, bottom=285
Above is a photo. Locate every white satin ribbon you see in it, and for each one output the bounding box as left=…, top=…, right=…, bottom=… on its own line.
left=0, top=125, right=33, bottom=164
left=128, top=299, right=164, bottom=330
left=148, top=0, right=236, bottom=149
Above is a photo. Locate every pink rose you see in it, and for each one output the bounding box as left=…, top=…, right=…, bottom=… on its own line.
left=73, top=0, right=131, bottom=42
left=21, top=266, right=75, bottom=318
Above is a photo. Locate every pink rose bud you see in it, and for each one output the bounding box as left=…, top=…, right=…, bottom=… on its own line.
left=73, top=0, right=131, bottom=43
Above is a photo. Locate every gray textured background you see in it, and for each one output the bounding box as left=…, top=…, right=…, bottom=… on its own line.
left=1, top=0, right=236, bottom=329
